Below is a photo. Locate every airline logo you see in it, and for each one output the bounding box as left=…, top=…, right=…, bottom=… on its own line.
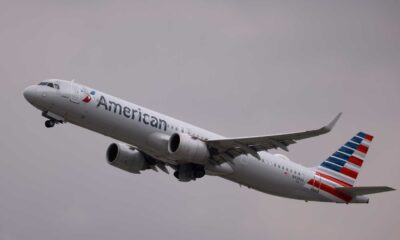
left=318, top=132, right=373, bottom=185
left=82, top=89, right=96, bottom=103
left=307, top=132, right=374, bottom=203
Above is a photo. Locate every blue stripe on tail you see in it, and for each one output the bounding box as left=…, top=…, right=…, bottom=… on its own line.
left=317, top=132, right=374, bottom=187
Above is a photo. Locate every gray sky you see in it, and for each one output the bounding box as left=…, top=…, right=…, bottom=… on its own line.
left=1, top=1, right=399, bottom=239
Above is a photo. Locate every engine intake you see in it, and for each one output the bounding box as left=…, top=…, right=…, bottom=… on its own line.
left=168, top=133, right=210, bottom=164
left=106, top=143, right=148, bottom=173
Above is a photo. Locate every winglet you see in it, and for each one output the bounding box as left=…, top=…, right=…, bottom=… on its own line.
left=321, top=112, right=342, bottom=133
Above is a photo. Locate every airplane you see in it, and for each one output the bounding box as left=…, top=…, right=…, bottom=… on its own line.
left=23, top=79, right=395, bottom=204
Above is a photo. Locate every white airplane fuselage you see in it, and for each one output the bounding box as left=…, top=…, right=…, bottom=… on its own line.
left=23, top=79, right=372, bottom=203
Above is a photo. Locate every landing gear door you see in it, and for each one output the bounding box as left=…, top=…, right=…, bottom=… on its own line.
left=70, top=82, right=81, bottom=104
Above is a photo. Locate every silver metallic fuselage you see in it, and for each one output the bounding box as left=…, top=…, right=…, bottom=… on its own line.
left=23, top=79, right=368, bottom=203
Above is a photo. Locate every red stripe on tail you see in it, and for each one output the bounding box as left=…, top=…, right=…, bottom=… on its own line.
left=364, top=134, right=374, bottom=141
left=308, top=179, right=352, bottom=203
left=347, top=156, right=363, bottom=167
left=316, top=172, right=352, bottom=187
left=356, top=144, right=368, bottom=154
left=340, top=167, right=358, bottom=179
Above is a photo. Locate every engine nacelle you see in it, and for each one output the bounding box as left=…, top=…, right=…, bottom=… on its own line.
left=106, top=143, right=148, bottom=174
left=168, top=133, right=210, bottom=164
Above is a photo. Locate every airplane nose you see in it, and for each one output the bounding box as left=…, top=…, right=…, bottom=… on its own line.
left=23, top=85, right=38, bottom=104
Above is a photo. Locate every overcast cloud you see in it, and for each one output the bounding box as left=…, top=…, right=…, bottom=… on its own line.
left=0, top=1, right=399, bottom=239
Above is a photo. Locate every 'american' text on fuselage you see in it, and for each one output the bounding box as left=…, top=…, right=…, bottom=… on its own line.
left=97, top=95, right=167, bottom=131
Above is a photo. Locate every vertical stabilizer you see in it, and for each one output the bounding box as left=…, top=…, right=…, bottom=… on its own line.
left=317, top=132, right=373, bottom=187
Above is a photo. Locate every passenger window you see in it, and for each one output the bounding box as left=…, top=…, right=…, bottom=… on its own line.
left=47, top=83, right=54, bottom=88
left=54, top=84, right=60, bottom=89
left=39, top=82, right=48, bottom=86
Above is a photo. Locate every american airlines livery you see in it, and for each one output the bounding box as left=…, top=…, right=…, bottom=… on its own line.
left=23, top=79, right=395, bottom=204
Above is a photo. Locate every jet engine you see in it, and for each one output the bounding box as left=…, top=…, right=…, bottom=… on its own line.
left=106, top=143, right=149, bottom=174
left=168, top=133, right=210, bottom=164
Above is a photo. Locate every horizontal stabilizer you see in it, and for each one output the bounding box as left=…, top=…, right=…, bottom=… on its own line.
left=336, top=186, right=395, bottom=196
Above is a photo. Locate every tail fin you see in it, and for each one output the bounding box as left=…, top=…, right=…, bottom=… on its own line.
left=317, top=132, right=373, bottom=187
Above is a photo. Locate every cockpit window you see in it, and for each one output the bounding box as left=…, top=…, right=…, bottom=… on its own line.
left=38, top=82, right=59, bottom=89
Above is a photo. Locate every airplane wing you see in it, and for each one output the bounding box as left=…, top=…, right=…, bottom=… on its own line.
left=207, top=113, right=342, bottom=161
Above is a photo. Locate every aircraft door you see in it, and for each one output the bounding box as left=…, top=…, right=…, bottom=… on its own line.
left=54, top=80, right=61, bottom=94
left=60, top=81, right=70, bottom=98
left=312, top=175, right=321, bottom=192
left=69, top=82, right=81, bottom=104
